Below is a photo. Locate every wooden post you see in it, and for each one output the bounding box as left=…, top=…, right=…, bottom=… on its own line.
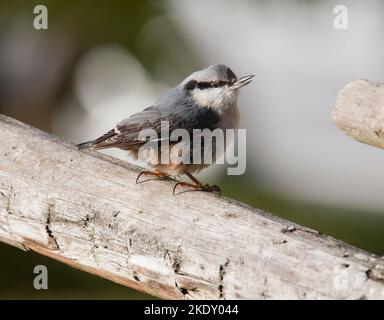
left=332, top=79, right=384, bottom=149
left=0, top=114, right=383, bottom=299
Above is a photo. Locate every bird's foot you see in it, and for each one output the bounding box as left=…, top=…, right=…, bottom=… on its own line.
left=136, top=170, right=170, bottom=184
left=173, top=181, right=221, bottom=195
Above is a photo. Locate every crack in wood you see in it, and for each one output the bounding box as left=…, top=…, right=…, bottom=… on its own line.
left=45, top=202, right=60, bottom=250
left=218, top=258, right=230, bottom=299
left=366, top=263, right=384, bottom=283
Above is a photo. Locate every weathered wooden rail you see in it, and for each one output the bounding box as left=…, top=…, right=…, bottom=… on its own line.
left=0, top=114, right=383, bottom=299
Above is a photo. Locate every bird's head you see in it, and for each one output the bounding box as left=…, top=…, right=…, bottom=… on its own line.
left=181, top=64, right=254, bottom=112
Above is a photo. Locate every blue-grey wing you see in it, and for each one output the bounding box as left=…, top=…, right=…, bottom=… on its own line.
left=89, top=101, right=219, bottom=150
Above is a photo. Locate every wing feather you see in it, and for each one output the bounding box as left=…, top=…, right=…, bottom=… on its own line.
left=88, top=94, right=220, bottom=151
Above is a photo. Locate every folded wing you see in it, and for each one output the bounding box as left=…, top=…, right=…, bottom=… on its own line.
left=82, top=101, right=220, bottom=152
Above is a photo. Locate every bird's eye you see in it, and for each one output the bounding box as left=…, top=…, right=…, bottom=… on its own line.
left=196, top=82, right=212, bottom=89
left=212, top=81, right=227, bottom=88
left=192, top=81, right=228, bottom=90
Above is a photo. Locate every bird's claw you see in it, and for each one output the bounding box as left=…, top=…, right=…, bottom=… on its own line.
left=202, top=184, right=221, bottom=194
left=135, top=171, right=147, bottom=184
left=173, top=182, right=221, bottom=195
left=136, top=171, right=169, bottom=184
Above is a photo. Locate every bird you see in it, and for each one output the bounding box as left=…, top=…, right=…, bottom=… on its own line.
left=77, top=64, right=254, bottom=194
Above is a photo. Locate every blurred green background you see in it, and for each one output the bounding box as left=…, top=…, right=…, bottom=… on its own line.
left=0, top=0, right=383, bottom=299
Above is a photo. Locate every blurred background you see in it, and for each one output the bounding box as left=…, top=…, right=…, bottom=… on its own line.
left=0, top=0, right=384, bottom=299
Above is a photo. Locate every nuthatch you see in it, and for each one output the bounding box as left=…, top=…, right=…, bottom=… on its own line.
left=78, top=64, right=253, bottom=194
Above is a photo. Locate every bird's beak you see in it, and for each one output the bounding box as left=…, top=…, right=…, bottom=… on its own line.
left=231, top=74, right=255, bottom=89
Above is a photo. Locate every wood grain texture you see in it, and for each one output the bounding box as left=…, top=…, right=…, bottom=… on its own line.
left=0, top=114, right=383, bottom=299
left=332, top=79, right=384, bottom=149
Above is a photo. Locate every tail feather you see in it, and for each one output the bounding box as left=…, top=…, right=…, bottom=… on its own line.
left=77, top=129, right=117, bottom=151
left=77, top=141, right=94, bottom=150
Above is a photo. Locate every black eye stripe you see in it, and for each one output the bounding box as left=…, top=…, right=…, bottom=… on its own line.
left=184, top=80, right=197, bottom=90
left=197, top=82, right=212, bottom=89
left=184, top=80, right=230, bottom=91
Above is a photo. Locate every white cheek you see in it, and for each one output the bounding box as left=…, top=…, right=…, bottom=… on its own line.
left=192, top=88, right=223, bottom=107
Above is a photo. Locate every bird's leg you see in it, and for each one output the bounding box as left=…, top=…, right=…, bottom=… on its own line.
left=136, top=170, right=169, bottom=184
left=173, top=172, right=221, bottom=195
